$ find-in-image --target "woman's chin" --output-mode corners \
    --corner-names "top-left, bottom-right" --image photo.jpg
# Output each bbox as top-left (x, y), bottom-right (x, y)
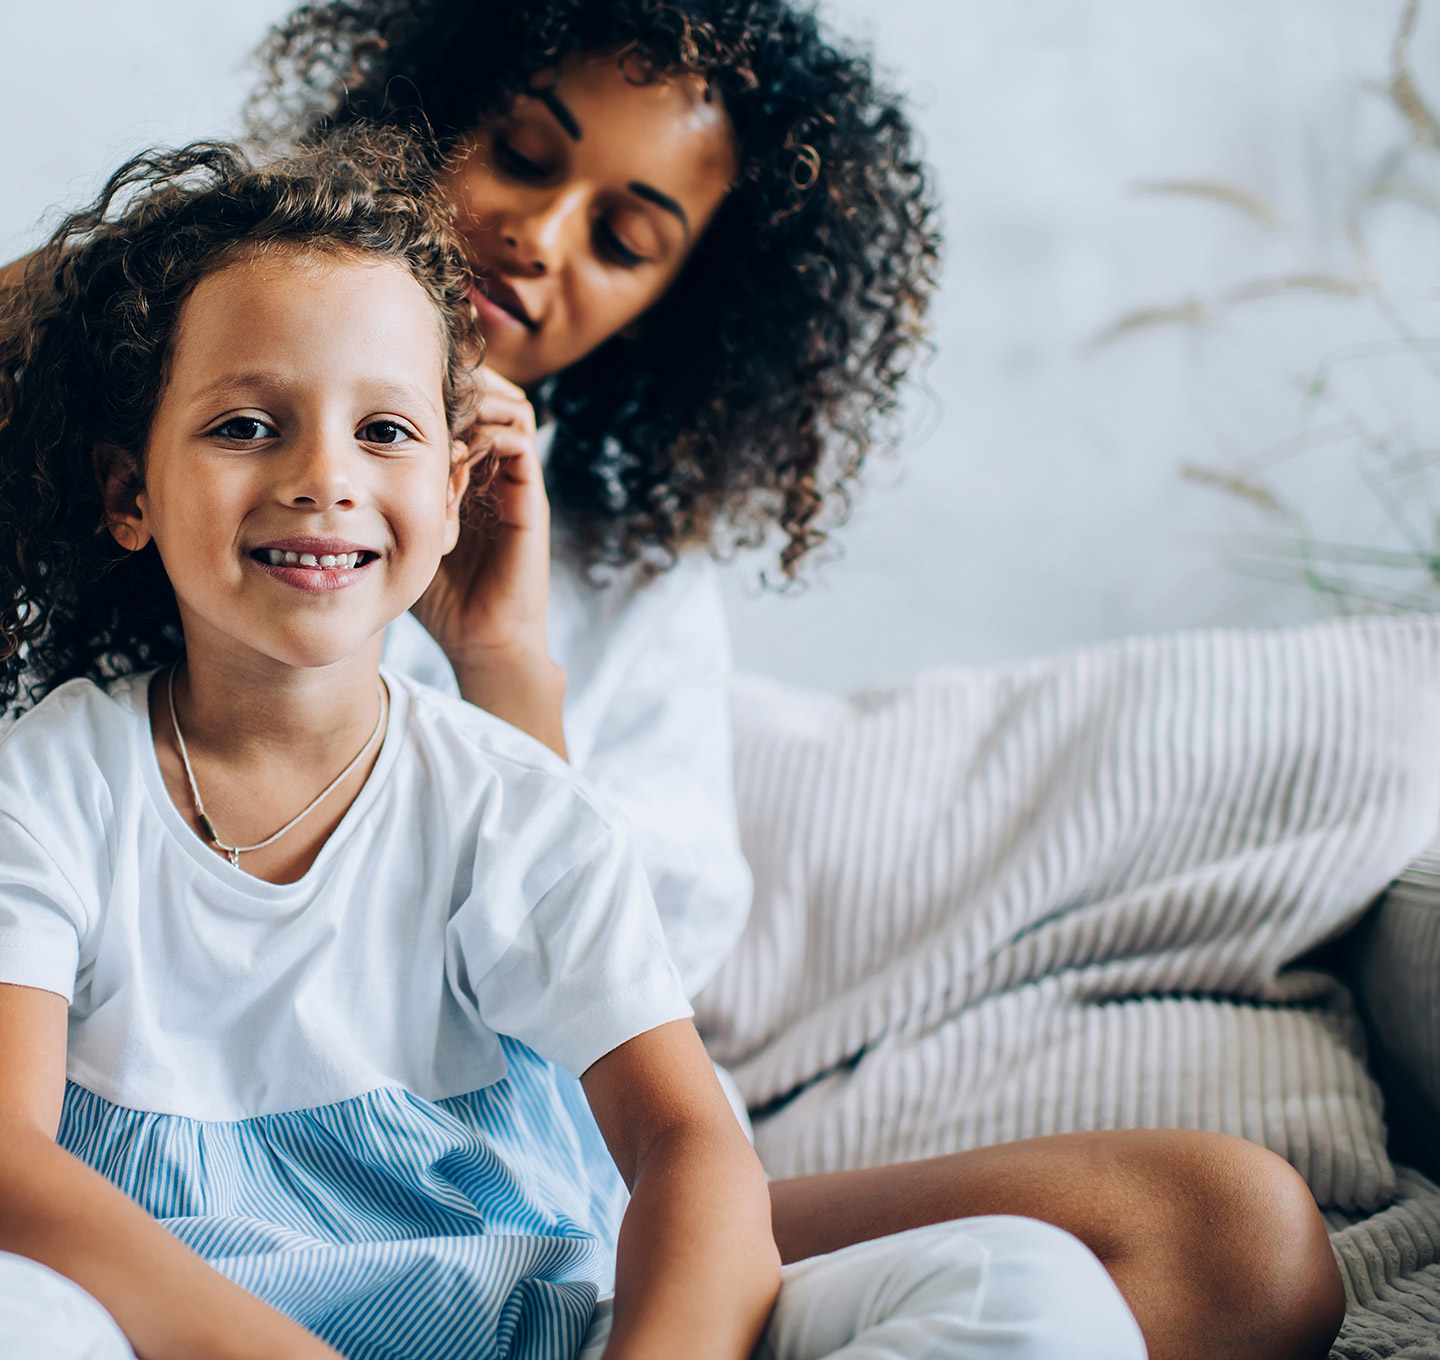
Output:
top-left (477, 342), bottom-right (541, 390)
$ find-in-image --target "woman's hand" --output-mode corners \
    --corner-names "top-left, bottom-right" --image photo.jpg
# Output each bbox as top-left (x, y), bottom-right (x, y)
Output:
top-left (412, 368), bottom-right (569, 758)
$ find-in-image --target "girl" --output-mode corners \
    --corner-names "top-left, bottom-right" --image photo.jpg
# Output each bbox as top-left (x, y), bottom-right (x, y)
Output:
top-left (0, 131), bottom-right (1145, 1359)
top-left (242, 7), bottom-right (1348, 1360)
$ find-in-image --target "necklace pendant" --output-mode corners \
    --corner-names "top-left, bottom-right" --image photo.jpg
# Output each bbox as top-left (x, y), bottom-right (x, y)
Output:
top-left (228, 846), bottom-right (240, 869)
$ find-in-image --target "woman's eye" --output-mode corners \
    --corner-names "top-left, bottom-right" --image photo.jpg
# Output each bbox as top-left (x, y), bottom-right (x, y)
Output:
top-left (211, 416), bottom-right (277, 442)
top-left (597, 221), bottom-right (646, 268)
top-left (494, 137), bottom-right (547, 180)
top-left (359, 420), bottom-right (416, 446)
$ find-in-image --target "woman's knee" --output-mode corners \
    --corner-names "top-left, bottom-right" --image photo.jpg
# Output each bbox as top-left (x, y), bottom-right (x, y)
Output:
top-left (1114, 1132), bottom-right (1345, 1360)
top-left (1202, 1137), bottom-right (1344, 1360)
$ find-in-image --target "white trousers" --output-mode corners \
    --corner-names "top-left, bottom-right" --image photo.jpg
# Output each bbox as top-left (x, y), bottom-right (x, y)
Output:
top-left (0, 1252), bottom-right (133, 1360)
top-left (2, 1215), bottom-right (1147, 1360)
top-left (581, 1217), bottom-right (1148, 1360)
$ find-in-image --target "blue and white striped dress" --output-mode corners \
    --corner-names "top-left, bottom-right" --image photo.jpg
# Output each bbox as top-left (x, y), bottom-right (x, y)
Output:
top-left (0, 672), bottom-right (693, 1360)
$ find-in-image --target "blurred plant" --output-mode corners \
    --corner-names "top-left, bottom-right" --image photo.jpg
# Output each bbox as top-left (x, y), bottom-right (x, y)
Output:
top-left (1087, 0), bottom-right (1440, 616)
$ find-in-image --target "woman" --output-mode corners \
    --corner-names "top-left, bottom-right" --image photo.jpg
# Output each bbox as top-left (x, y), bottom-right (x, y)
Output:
top-left (2, 2), bottom-right (1346, 1357)
top-left (251, 6), bottom-right (1346, 1359)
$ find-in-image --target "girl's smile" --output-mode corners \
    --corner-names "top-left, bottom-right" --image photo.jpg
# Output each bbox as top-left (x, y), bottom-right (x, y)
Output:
top-left (249, 537), bottom-right (381, 592)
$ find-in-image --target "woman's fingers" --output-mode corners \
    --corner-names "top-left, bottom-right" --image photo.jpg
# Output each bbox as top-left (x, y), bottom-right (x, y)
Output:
top-left (467, 368), bottom-right (537, 437)
top-left (470, 394), bottom-right (536, 433)
top-left (467, 427), bottom-right (548, 529)
top-left (476, 366), bottom-right (530, 405)
top-left (471, 427), bottom-right (543, 482)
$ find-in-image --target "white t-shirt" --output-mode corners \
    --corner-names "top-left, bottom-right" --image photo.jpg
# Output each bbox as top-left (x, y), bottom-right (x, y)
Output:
top-left (383, 540), bottom-right (753, 999)
top-left (0, 670), bottom-right (692, 1122)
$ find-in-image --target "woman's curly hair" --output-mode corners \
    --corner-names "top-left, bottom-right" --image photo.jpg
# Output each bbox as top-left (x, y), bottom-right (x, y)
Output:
top-left (0, 128), bottom-right (482, 714)
top-left (251, 0), bottom-right (941, 575)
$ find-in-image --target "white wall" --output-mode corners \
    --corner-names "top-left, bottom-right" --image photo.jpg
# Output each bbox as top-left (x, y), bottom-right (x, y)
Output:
top-left (6, 2), bottom-right (1438, 690)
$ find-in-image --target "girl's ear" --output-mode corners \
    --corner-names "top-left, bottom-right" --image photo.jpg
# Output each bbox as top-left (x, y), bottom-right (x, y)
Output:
top-left (98, 446), bottom-right (152, 553)
top-left (441, 438), bottom-right (473, 555)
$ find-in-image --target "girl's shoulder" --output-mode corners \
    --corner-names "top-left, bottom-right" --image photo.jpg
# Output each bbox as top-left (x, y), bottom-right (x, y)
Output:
top-left (0, 673), bottom-right (151, 811)
top-left (387, 668), bottom-right (571, 776)
top-left (385, 668), bottom-right (621, 834)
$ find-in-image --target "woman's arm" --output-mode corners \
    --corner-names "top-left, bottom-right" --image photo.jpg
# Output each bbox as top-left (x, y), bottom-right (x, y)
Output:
top-left (0, 983), bottom-right (340, 1360)
top-left (0, 255), bottom-right (29, 289)
top-left (411, 369), bottom-right (568, 757)
top-left (581, 1019), bottom-right (780, 1360)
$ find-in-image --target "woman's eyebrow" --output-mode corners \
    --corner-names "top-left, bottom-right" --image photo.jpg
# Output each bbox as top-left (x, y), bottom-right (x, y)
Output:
top-left (628, 183), bottom-right (690, 235)
top-left (533, 88), bottom-right (582, 141)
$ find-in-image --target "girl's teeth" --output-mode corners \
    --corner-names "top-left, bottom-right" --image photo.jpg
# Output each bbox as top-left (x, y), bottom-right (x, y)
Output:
top-left (261, 550), bottom-right (365, 568)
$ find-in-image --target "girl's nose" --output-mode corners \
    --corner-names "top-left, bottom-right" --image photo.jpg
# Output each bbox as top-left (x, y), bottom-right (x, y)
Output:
top-left (279, 433), bottom-right (357, 511)
top-left (502, 185), bottom-right (588, 277)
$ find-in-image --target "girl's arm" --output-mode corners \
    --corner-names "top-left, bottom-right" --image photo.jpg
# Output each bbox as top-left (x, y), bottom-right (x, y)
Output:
top-left (581, 1018), bottom-right (781, 1360)
top-left (411, 368), bottom-right (568, 758)
top-left (0, 983), bottom-right (341, 1360)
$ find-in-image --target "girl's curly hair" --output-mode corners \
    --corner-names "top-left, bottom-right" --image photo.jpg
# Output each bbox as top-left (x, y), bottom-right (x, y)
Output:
top-left (0, 128), bottom-right (482, 714)
top-left (251, 0), bottom-right (941, 576)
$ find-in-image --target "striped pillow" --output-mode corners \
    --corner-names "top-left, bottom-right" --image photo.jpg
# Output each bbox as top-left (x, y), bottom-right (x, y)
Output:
top-left (697, 616), bottom-right (1440, 1211)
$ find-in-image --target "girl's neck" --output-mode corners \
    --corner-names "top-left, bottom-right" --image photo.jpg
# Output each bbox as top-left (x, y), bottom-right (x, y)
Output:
top-left (150, 634), bottom-right (391, 885)
top-left (173, 634), bottom-right (386, 765)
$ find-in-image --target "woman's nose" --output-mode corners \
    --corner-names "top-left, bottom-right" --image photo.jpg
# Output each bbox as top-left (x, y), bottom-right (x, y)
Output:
top-left (279, 432), bottom-right (356, 511)
top-left (502, 185), bottom-right (589, 277)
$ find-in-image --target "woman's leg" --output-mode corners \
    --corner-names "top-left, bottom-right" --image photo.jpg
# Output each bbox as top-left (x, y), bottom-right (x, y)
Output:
top-left (0, 1250), bottom-right (134, 1359)
top-left (767, 1130), bottom-right (1344, 1360)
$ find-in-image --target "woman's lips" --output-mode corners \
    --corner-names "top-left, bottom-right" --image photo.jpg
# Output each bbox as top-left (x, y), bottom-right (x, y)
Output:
top-left (467, 275), bottom-right (537, 333)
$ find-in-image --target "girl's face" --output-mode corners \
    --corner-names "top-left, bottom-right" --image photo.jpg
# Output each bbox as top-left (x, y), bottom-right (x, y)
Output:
top-left (109, 251), bottom-right (469, 674)
top-left (441, 54), bottom-right (739, 388)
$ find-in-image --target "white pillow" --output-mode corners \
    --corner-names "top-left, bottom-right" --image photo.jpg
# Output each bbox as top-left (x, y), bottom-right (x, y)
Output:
top-left (697, 616), bottom-right (1440, 1211)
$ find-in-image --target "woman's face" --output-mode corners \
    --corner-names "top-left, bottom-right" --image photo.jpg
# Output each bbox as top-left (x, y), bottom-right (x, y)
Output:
top-left (440, 54), bottom-right (739, 389)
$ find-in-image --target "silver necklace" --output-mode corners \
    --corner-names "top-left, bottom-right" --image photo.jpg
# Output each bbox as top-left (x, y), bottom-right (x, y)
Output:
top-left (167, 664), bottom-right (389, 869)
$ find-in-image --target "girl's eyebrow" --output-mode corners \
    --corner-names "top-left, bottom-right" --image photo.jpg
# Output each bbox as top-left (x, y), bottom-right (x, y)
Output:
top-left (187, 372), bottom-right (440, 417)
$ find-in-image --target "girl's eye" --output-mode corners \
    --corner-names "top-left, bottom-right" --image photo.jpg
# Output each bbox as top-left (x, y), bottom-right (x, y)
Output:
top-left (359, 420), bottom-right (417, 446)
top-left (211, 416), bottom-right (277, 442)
top-left (493, 137), bottom-right (548, 180)
top-left (597, 221), bottom-right (647, 269)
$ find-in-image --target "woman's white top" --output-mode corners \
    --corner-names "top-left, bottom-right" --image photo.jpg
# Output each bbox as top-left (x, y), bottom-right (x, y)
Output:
top-left (0, 670), bottom-right (692, 1122)
top-left (383, 542), bottom-right (753, 998)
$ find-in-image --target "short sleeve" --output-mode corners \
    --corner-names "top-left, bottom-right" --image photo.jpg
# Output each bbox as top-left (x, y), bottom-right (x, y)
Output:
top-left (449, 815), bottom-right (693, 1078)
top-left (0, 813), bottom-right (86, 1001)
